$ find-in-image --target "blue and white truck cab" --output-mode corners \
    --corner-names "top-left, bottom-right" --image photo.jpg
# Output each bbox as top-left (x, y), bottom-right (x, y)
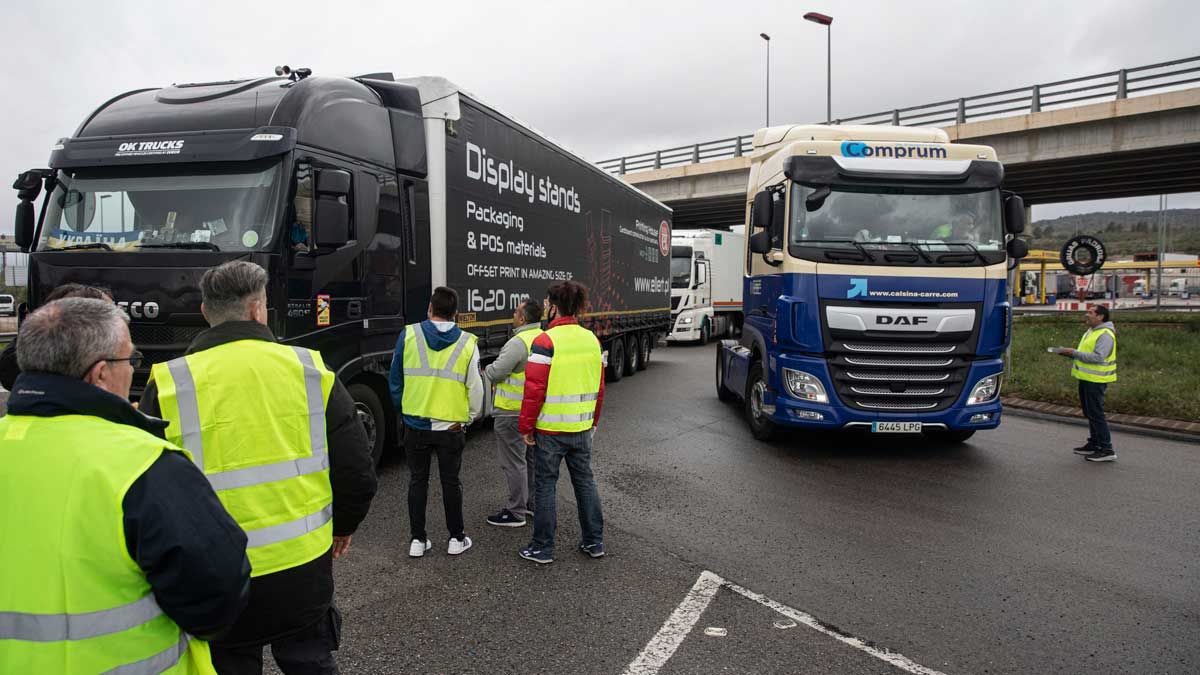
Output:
top-left (715, 125), bottom-right (1028, 442)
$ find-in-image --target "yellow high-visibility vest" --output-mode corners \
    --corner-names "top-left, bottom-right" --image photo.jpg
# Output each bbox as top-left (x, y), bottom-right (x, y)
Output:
top-left (151, 340), bottom-right (335, 577)
top-left (1071, 327), bottom-right (1117, 383)
top-left (493, 327), bottom-right (542, 412)
top-left (536, 323), bottom-right (602, 433)
top-left (0, 413), bottom-right (216, 674)
top-left (401, 323), bottom-right (478, 422)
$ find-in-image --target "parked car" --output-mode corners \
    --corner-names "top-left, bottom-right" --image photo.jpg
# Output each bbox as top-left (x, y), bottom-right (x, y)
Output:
top-left (0, 294), bottom-right (15, 317)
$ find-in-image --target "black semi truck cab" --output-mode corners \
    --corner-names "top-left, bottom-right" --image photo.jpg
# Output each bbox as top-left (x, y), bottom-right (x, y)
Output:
top-left (12, 70), bottom-right (672, 462)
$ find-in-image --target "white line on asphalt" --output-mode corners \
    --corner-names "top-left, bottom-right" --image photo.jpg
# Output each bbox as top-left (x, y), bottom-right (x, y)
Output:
top-left (623, 570), bottom-right (947, 675)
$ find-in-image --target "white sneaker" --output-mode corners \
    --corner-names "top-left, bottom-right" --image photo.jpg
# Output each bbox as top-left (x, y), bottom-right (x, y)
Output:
top-left (448, 536), bottom-right (473, 555)
top-left (408, 539), bottom-right (432, 558)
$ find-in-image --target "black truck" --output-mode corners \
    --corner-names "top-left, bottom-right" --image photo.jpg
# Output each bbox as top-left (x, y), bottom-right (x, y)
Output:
top-left (12, 70), bottom-right (672, 461)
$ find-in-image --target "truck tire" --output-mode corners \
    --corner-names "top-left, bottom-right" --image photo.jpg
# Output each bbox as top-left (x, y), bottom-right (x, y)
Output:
top-left (637, 332), bottom-right (651, 370)
top-left (925, 429), bottom-right (976, 444)
top-left (744, 361), bottom-right (776, 441)
top-left (624, 334), bottom-right (640, 376)
top-left (715, 348), bottom-right (736, 402)
top-left (699, 321), bottom-right (710, 345)
top-left (348, 383), bottom-right (386, 466)
top-left (607, 338), bottom-right (625, 383)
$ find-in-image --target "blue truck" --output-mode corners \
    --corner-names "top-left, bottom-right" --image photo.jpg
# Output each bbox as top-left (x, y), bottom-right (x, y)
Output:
top-left (715, 125), bottom-right (1028, 441)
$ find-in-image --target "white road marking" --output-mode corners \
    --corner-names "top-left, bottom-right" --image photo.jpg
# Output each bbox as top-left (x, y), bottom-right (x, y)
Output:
top-left (703, 627), bottom-right (727, 637)
top-left (623, 570), bottom-right (947, 675)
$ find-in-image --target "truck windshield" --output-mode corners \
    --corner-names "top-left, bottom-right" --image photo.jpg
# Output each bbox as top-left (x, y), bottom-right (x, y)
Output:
top-left (38, 161), bottom-right (283, 252)
top-left (789, 184), bottom-right (1003, 256)
top-left (671, 254), bottom-right (692, 288)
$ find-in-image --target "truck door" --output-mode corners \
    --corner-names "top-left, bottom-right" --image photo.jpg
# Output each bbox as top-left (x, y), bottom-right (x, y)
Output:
top-left (745, 186), bottom-right (786, 336)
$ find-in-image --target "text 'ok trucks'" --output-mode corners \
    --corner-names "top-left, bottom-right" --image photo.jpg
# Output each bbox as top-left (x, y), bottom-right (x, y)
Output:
top-left (668, 228), bottom-right (745, 344)
top-left (12, 70), bottom-right (673, 462)
top-left (715, 125), bottom-right (1028, 442)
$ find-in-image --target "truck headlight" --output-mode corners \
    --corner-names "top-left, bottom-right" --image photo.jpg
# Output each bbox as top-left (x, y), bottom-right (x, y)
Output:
top-left (967, 375), bottom-right (1001, 405)
top-left (782, 368), bottom-right (828, 403)
top-left (679, 316), bottom-right (693, 324)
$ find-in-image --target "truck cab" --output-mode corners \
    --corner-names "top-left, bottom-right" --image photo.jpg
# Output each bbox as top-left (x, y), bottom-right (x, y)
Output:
top-left (668, 229), bottom-right (744, 344)
top-left (715, 125), bottom-right (1027, 442)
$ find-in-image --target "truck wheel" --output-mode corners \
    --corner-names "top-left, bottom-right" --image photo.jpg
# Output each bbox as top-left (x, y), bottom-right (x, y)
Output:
top-left (715, 348), bottom-right (736, 402)
top-left (637, 332), bottom-right (651, 370)
top-left (744, 362), bottom-right (776, 441)
top-left (925, 429), bottom-right (976, 444)
top-left (607, 338), bottom-right (625, 383)
top-left (699, 322), bottom-right (710, 345)
top-left (624, 334), bottom-right (640, 376)
top-left (348, 383), bottom-right (386, 466)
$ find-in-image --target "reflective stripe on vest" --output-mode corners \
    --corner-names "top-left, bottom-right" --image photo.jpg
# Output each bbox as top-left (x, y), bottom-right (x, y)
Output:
top-left (1071, 327), bottom-right (1117, 383)
top-left (536, 323), bottom-right (602, 433)
top-left (493, 328), bottom-right (542, 411)
top-left (151, 341), bottom-right (335, 577)
top-left (0, 414), bottom-right (214, 674)
top-left (401, 323), bottom-right (478, 422)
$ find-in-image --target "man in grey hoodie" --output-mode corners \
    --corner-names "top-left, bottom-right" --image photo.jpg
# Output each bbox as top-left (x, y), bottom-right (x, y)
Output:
top-left (483, 299), bottom-right (544, 527)
top-left (1057, 304), bottom-right (1118, 462)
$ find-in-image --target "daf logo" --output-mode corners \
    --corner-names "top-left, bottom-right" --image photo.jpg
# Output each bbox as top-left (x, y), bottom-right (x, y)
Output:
top-left (117, 301), bottom-right (160, 319)
top-left (876, 315), bottom-right (928, 326)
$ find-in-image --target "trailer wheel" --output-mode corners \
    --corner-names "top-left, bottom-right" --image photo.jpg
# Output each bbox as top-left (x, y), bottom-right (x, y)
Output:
top-left (744, 361), bottom-right (776, 441)
top-left (624, 334), bottom-right (640, 376)
top-left (607, 338), bottom-right (625, 383)
top-left (348, 383), bottom-right (386, 466)
top-left (715, 348), bottom-right (736, 402)
top-left (637, 332), bottom-right (651, 370)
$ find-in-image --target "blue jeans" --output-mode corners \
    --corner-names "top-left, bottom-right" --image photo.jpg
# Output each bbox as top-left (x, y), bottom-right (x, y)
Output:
top-left (1078, 380), bottom-right (1112, 450)
top-left (531, 430), bottom-right (604, 555)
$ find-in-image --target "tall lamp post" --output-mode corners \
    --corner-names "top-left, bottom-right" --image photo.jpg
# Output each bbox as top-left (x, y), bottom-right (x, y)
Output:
top-left (760, 33), bottom-right (771, 127)
top-left (804, 12), bottom-right (833, 123)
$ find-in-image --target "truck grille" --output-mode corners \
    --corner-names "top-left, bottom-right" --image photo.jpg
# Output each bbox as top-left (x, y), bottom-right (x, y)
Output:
top-left (827, 326), bottom-right (974, 413)
top-left (671, 296), bottom-right (682, 311)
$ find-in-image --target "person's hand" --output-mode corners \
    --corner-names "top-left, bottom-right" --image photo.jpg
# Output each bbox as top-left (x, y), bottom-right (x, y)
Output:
top-left (449, 423), bottom-right (464, 432)
top-left (332, 535), bottom-right (352, 560)
top-left (1060, 348), bottom-right (1075, 357)
top-left (522, 433), bottom-right (536, 446)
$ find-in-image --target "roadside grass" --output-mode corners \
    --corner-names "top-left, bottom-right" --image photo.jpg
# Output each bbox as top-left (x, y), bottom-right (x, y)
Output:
top-left (1008, 312), bottom-right (1200, 421)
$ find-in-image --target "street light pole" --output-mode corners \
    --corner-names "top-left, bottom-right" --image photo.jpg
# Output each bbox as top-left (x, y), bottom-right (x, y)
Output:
top-left (760, 33), bottom-right (771, 127)
top-left (804, 12), bottom-right (834, 123)
top-left (1156, 194), bottom-right (1167, 309)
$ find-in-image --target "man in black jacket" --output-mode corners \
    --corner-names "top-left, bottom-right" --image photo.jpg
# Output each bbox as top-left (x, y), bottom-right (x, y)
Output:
top-left (0, 283), bottom-right (112, 391)
top-left (140, 261), bottom-right (377, 674)
top-left (1, 298), bottom-right (250, 670)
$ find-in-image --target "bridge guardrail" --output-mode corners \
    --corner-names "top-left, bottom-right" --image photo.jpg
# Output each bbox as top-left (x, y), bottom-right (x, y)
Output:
top-left (599, 54), bottom-right (1200, 175)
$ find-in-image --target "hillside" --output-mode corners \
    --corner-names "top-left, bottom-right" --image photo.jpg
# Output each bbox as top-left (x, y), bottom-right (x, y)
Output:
top-left (1027, 208), bottom-right (1200, 257)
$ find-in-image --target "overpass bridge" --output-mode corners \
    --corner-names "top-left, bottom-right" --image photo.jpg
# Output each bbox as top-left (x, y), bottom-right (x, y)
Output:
top-left (599, 55), bottom-right (1200, 229)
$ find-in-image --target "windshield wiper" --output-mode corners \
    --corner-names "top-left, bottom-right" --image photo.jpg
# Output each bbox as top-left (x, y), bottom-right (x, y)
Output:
top-left (138, 242), bottom-right (222, 251)
top-left (935, 242), bottom-right (986, 263)
top-left (904, 242), bottom-right (933, 263)
top-left (49, 242), bottom-right (113, 252)
top-left (801, 239), bottom-right (876, 262)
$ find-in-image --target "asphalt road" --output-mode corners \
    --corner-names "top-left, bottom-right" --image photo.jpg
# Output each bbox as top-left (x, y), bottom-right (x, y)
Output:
top-left (309, 342), bottom-right (1199, 674)
top-left (4, 342), bottom-right (1196, 673)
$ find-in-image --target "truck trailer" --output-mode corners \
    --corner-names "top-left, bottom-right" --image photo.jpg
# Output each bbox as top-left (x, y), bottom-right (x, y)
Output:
top-left (668, 228), bottom-right (744, 343)
top-left (715, 125), bottom-right (1028, 442)
top-left (12, 70), bottom-right (672, 462)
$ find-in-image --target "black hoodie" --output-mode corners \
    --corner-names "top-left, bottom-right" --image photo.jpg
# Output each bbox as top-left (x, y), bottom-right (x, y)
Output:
top-left (139, 320), bottom-right (378, 647)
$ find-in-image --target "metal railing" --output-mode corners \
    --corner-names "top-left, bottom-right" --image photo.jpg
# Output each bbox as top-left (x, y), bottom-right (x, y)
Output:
top-left (598, 55), bottom-right (1200, 175)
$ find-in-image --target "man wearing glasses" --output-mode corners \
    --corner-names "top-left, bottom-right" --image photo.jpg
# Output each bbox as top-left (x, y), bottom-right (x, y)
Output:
top-left (0, 298), bottom-right (250, 673)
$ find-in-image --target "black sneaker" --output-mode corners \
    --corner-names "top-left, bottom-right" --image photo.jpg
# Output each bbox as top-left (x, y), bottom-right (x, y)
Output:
top-left (1073, 444), bottom-right (1097, 455)
top-left (487, 510), bottom-right (526, 528)
top-left (579, 542), bottom-right (606, 558)
top-left (1084, 449), bottom-right (1117, 462)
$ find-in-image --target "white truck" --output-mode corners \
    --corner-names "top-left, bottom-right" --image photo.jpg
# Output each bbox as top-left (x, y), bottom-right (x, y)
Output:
top-left (668, 228), bottom-right (744, 343)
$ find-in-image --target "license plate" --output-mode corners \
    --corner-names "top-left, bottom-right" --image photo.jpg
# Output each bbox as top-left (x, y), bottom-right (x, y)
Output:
top-left (872, 422), bottom-right (922, 433)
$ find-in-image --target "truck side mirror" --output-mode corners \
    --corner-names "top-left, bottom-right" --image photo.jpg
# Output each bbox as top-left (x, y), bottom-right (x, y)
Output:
top-left (1007, 238), bottom-right (1029, 260)
top-left (14, 201), bottom-right (35, 251)
top-left (694, 261), bottom-right (708, 288)
top-left (751, 191), bottom-right (772, 229)
top-left (313, 168), bottom-right (352, 250)
top-left (749, 230), bottom-right (772, 254)
top-left (1003, 193), bottom-right (1026, 235)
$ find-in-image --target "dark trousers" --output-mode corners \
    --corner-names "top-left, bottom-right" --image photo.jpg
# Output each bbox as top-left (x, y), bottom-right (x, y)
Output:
top-left (211, 606), bottom-right (341, 675)
top-left (1078, 380), bottom-right (1112, 450)
top-left (531, 430), bottom-right (604, 555)
top-left (406, 427), bottom-right (466, 541)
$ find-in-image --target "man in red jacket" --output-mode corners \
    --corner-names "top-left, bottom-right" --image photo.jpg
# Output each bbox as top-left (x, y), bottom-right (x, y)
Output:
top-left (518, 281), bottom-right (606, 565)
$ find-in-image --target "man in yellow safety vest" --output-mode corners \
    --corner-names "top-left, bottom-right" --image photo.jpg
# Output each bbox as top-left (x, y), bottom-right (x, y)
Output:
top-left (1056, 304), bottom-right (1118, 462)
top-left (517, 280), bottom-right (606, 565)
top-left (0, 298), bottom-right (250, 674)
top-left (484, 299), bottom-right (544, 527)
top-left (140, 261), bottom-right (378, 674)
top-left (388, 286), bottom-right (484, 558)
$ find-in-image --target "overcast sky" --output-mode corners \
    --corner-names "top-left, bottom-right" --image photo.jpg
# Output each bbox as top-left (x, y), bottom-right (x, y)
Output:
top-left (1, 0), bottom-right (1197, 231)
